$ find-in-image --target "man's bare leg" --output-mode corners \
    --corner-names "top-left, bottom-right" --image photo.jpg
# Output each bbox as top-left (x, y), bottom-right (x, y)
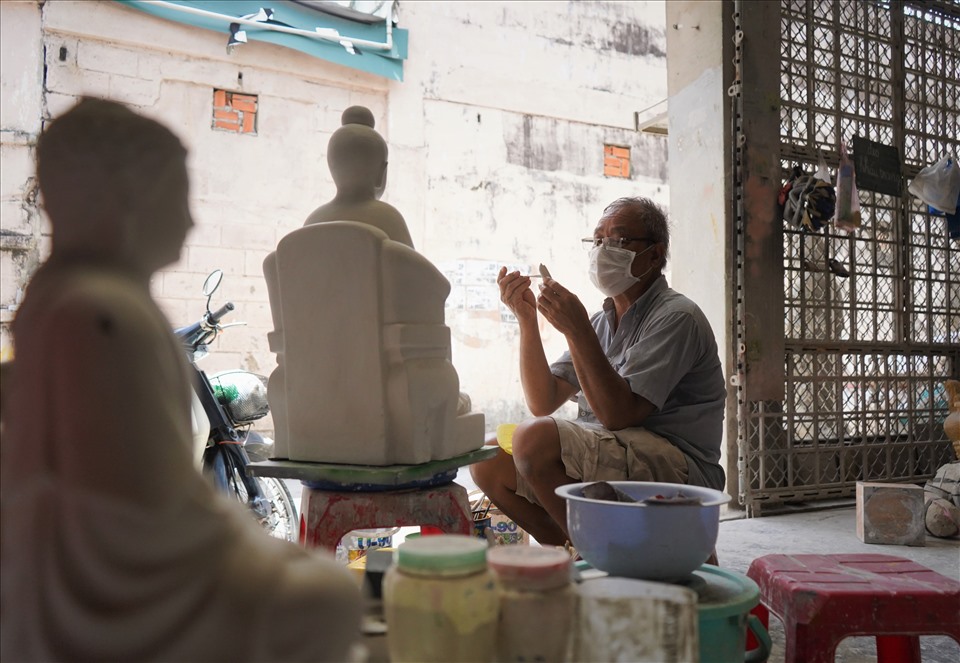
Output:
top-left (469, 443), bottom-right (567, 545)
top-left (510, 417), bottom-right (577, 546)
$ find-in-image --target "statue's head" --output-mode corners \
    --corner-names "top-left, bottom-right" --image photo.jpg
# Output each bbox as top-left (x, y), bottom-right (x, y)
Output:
top-left (327, 105), bottom-right (388, 199)
top-left (36, 97), bottom-right (193, 273)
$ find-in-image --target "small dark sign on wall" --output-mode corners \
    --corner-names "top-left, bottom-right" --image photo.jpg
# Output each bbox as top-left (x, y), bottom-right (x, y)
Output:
top-left (852, 136), bottom-right (902, 196)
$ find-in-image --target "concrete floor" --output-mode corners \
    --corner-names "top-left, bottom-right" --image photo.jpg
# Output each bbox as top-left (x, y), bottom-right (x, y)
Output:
top-left (715, 503), bottom-right (960, 663)
top-left (289, 475), bottom-right (960, 662)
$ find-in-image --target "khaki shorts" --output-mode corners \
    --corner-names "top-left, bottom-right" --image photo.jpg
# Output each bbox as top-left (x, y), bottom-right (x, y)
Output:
top-left (516, 418), bottom-right (690, 505)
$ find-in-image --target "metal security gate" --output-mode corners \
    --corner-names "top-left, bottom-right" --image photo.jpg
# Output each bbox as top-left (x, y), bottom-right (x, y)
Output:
top-left (733, 0), bottom-right (959, 514)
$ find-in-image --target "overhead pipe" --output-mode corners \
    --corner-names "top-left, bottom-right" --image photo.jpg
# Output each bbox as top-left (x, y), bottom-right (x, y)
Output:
top-left (142, 0), bottom-right (394, 52)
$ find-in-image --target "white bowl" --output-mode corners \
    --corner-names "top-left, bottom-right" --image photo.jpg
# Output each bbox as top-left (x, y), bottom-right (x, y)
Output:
top-left (555, 481), bottom-right (731, 582)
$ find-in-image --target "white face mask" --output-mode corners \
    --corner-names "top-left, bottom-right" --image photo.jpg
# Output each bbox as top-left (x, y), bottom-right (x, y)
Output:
top-left (588, 243), bottom-right (655, 297)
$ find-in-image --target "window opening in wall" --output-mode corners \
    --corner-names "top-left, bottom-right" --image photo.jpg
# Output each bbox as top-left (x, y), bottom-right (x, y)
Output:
top-left (604, 144), bottom-right (631, 178)
top-left (212, 89), bottom-right (258, 135)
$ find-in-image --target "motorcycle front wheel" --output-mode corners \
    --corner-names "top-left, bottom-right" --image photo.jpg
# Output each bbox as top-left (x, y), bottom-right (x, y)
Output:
top-left (206, 445), bottom-right (299, 543)
top-left (254, 476), bottom-right (299, 543)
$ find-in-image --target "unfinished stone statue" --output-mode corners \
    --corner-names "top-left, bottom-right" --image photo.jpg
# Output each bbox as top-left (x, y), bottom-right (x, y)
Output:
top-left (305, 104), bottom-right (414, 247)
top-left (263, 106), bottom-right (484, 465)
top-left (0, 98), bottom-right (361, 662)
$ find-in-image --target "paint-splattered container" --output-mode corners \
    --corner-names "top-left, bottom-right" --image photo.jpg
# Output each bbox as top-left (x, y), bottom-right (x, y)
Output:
top-left (383, 535), bottom-right (498, 662)
top-left (487, 545), bottom-right (575, 662)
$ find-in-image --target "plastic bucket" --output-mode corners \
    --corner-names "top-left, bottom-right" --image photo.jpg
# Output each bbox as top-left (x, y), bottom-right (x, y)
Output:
top-left (573, 562), bottom-right (771, 663)
top-left (693, 566), bottom-right (771, 663)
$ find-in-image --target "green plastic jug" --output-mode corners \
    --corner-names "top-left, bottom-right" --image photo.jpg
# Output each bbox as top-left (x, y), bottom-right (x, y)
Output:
top-left (687, 565), bottom-right (771, 663)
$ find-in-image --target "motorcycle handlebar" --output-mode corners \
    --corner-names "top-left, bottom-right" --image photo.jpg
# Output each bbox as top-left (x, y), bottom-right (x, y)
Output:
top-left (207, 302), bottom-right (235, 326)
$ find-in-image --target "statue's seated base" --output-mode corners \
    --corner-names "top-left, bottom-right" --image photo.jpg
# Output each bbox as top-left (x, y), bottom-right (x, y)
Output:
top-left (264, 221), bottom-right (485, 466)
top-left (247, 445), bottom-right (495, 490)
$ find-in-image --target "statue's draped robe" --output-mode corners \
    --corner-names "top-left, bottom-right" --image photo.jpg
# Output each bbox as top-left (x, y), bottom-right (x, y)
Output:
top-left (1, 261), bottom-right (360, 662)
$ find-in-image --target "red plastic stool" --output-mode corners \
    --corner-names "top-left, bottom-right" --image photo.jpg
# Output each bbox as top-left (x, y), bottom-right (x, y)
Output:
top-left (299, 482), bottom-right (473, 550)
top-left (746, 554), bottom-right (960, 663)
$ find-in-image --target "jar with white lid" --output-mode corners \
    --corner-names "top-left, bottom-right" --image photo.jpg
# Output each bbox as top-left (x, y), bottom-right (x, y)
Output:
top-left (487, 545), bottom-right (575, 663)
top-left (383, 534), bottom-right (498, 663)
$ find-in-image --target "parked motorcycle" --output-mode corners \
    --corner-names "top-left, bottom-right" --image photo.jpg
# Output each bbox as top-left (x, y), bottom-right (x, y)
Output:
top-left (175, 269), bottom-right (297, 542)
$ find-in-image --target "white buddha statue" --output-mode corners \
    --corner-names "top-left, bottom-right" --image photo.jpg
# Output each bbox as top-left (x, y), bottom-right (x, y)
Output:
top-left (263, 106), bottom-right (483, 465)
top-left (0, 98), bottom-right (362, 662)
top-left (305, 104), bottom-right (414, 246)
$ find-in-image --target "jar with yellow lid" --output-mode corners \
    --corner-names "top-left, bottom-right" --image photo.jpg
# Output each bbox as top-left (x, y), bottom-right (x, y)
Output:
top-left (383, 534), bottom-right (498, 662)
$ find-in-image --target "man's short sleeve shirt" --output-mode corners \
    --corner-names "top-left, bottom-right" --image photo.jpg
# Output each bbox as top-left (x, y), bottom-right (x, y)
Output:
top-left (549, 277), bottom-right (727, 489)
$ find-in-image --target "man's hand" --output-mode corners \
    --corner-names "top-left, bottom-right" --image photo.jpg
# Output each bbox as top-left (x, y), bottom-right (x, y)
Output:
top-left (536, 277), bottom-right (592, 340)
top-left (497, 267), bottom-right (537, 322)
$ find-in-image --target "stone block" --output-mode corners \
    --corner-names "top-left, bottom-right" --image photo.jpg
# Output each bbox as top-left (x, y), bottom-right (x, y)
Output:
top-left (0, 143), bottom-right (36, 201)
top-left (45, 92), bottom-right (81, 122)
top-left (0, 199), bottom-right (34, 238)
top-left (108, 73), bottom-right (160, 107)
top-left (0, 1), bottom-right (44, 133)
top-left (856, 481), bottom-right (926, 546)
top-left (44, 59), bottom-right (110, 99)
top-left (227, 223), bottom-right (277, 252)
top-left (187, 245), bottom-right (246, 276)
top-left (77, 41), bottom-right (140, 77)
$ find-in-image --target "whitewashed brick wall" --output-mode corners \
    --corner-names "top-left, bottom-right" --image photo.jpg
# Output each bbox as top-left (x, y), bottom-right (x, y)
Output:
top-left (1, 0), bottom-right (669, 433)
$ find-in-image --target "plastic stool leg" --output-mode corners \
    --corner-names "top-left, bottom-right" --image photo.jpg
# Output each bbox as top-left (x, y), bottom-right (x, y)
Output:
top-left (785, 623), bottom-right (838, 663)
top-left (876, 635), bottom-right (920, 663)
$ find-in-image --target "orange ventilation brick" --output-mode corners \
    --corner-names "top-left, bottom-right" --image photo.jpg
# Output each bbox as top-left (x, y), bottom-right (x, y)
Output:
top-left (231, 94), bottom-right (258, 113)
top-left (603, 144), bottom-right (630, 178)
top-left (212, 88), bottom-right (258, 135)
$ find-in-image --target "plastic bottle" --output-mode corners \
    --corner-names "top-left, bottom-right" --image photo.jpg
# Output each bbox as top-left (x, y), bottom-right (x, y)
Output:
top-left (336, 527), bottom-right (399, 563)
top-left (487, 545), bottom-right (575, 662)
top-left (835, 160), bottom-right (854, 219)
top-left (383, 535), bottom-right (498, 662)
top-left (834, 141), bottom-right (861, 231)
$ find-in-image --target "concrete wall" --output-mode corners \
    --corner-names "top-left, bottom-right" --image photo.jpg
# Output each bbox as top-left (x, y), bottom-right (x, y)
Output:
top-left (665, 1), bottom-right (736, 492)
top-left (0, 0), bottom-right (669, 433)
top-left (0, 0), bottom-right (45, 364)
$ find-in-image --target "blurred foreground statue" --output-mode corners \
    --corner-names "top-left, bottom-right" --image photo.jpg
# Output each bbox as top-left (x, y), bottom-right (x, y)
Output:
top-left (263, 106), bottom-right (483, 465)
top-left (0, 98), bottom-right (361, 662)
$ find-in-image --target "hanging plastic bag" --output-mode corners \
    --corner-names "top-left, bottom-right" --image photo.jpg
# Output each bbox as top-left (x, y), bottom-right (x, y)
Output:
top-left (834, 141), bottom-right (861, 231)
top-left (814, 152), bottom-right (831, 184)
top-left (944, 190), bottom-right (960, 239)
top-left (908, 155), bottom-right (960, 214)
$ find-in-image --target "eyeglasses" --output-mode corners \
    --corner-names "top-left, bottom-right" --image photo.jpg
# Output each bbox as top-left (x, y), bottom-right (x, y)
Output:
top-left (581, 236), bottom-right (654, 250)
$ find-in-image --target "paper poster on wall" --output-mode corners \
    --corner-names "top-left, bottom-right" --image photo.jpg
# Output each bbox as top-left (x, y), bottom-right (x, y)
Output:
top-left (437, 261), bottom-right (464, 286)
top-left (445, 285), bottom-right (466, 310)
top-left (439, 259), bottom-right (532, 316)
top-left (499, 305), bottom-right (518, 324)
top-left (466, 286), bottom-right (499, 311)
top-left (853, 136), bottom-right (902, 197)
top-left (463, 260), bottom-right (501, 285)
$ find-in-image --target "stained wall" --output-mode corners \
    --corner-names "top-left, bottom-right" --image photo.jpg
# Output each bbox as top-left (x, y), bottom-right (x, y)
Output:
top-left (0, 0), bottom-right (670, 432)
